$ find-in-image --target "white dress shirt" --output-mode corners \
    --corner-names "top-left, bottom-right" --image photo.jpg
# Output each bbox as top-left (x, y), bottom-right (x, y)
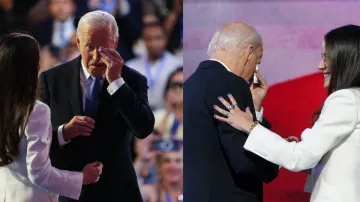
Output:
top-left (57, 61), bottom-right (125, 146)
top-left (0, 101), bottom-right (83, 202)
top-left (52, 17), bottom-right (75, 48)
top-left (208, 59), bottom-right (264, 121)
top-left (244, 89), bottom-right (360, 202)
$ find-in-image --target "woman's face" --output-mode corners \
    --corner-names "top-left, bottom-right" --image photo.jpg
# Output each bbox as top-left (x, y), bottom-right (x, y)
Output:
top-left (159, 152), bottom-right (183, 184)
top-left (318, 41), bottom-right (331, 89)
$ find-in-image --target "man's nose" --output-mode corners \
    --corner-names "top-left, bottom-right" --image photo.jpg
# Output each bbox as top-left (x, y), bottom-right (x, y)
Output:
top-left (93, 48), bottom-right (101, 63)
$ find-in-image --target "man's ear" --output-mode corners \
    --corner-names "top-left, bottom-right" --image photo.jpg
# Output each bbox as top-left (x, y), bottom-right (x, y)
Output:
top-left (243, 45), bottom-right (253, 66)
top-left (113, 35), bottom-right (119, 50)
top-left (76, 33), bottom-right (81, 50)
top-left (245, 45), bottom-right (254, 62)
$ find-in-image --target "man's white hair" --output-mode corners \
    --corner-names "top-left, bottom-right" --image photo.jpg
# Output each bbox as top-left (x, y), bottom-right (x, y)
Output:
top-left (77, 10), bottom-right (119, 42)
top-left (207, 24), bottom-right (263, 56)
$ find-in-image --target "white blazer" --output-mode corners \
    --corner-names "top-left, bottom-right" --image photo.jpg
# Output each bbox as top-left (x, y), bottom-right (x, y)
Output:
top-left (0, 100), bottom-right (83, 202)
top-left (244, 89), bottom-right (360, 202)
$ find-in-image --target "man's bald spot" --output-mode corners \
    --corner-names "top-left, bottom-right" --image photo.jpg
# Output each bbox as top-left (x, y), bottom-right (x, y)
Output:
top-left (207, 22), bottom-right (262, 57)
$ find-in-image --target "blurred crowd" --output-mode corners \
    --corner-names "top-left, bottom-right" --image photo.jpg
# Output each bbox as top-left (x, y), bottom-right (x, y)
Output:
top-left (0, 0), bottom-right (183, 201)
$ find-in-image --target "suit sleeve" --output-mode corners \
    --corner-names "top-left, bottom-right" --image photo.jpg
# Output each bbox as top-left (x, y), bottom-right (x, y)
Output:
top-left (26, 101), bottom-right (83, 199)
top-left (109, 73), bottom-right (155, 139)
top-left (260, 118), bottom-right (271, 129)
top-left (209, 81), bottom-right (278, 183)
top-left (255, 108), bottom-right (272, 129)
top-left (244, 89), bottom-right (358, 171)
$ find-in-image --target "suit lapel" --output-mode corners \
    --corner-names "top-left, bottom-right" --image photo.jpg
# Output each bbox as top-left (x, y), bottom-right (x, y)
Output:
top-left (67, 57), bottom-right (83, 115)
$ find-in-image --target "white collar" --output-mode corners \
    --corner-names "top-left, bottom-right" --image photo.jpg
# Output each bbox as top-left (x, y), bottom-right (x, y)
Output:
top-left (208, 59), bottom-right (231, 72)
top-left (80, 60), bottom-right (105, 80)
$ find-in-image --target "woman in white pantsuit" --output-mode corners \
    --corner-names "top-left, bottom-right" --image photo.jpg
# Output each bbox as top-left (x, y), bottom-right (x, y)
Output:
top-left (0, 33), bottom-right (103, 202)
top-left (214, 25), bottom-right (360, 202)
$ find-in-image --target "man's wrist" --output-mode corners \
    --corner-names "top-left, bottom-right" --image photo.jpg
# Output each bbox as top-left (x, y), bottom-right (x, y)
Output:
top-left (254, 103), bottom-right (262, 112)
top-left (107, 75), bottom-right (121, 84)
top-left (63, 123), bottom-right (71, 142)
top-left (107, 78), bottom-right (115, 84)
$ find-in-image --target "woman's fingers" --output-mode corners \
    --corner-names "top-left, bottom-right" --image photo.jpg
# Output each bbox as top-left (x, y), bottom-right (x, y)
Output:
top-left (227, 93), bottom-right (238, 106)
top-left (245, 107), bottom-right (254, 119)
top-left (214, 114), bottom-right (230, 123)
top-left (218, 96), bottom-right (233, 111)
top-left (213, 105), bottom-right (229, 117)
top-left (245, 107), bottom-right (251, 115)
top-left (227, 93), bottom-right (242, 112)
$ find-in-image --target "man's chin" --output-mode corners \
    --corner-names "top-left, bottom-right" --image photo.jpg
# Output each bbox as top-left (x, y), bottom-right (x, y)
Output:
top-left (89, 66), bottom-right (106, 76)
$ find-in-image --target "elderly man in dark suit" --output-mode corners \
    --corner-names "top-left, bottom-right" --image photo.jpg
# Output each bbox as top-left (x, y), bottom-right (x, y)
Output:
top-left (39, 10), bottom-right (154, 202)
top-left (184, 22), bottom-right (279, 202)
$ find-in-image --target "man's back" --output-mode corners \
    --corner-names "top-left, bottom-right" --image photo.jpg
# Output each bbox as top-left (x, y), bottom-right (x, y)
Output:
top-left (184, 60), bottom-right (278, 202)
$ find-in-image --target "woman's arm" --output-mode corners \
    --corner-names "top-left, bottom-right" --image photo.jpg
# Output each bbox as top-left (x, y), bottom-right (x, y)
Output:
top-left (25, 101), bottom-right (83, 199)
top-left (244, 89), bottom-right (358, 171)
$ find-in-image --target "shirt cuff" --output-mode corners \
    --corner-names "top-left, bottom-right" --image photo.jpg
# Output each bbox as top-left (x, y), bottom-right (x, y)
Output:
top-left (58, 124), bottom-right (70, 147)
top-left (107, 77), bottom-right (125, 95)
top-left (255, 107), bottom-right (264, 122)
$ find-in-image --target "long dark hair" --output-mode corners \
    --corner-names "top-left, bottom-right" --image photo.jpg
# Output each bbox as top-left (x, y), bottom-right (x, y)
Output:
top-left (0, 33), bottom-right (40, 166)
top-left (312, 24), bottom-right (360, 124)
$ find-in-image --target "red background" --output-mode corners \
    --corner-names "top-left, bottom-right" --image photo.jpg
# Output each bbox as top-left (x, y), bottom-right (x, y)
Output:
top-left (262, 73), bottom-right (327, 202)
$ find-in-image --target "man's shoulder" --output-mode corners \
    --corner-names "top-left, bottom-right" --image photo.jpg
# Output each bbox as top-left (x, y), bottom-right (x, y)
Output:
top-left (41, 57), bottom-right (79, 78)
top-left (188, 60), bottom-right (248, 87)
top-left (186, 61), bottom-right (251, 106)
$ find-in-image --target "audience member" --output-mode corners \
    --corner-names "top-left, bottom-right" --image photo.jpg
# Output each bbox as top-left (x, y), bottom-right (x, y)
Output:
top-left (32, 0), bottom-right (76, 49)
top-left (153, 67), bottom-right (183, 139)
top-left (141, 149), bottom-right (183, 202)
top-left (126, 22), bottom-right (182, 110)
